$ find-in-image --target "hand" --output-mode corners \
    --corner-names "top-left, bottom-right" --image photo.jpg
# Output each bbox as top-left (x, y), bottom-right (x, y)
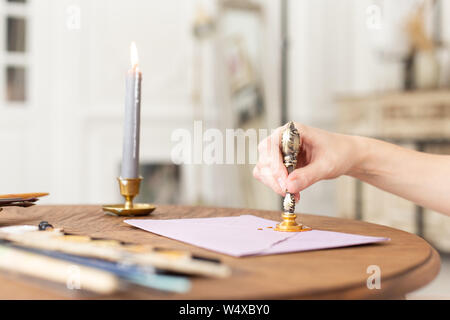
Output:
top-left (253, 122), bottom-right (363, 202)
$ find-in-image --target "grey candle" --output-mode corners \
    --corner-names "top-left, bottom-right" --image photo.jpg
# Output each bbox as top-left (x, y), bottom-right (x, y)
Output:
top-left (121, 42), bottom-right (142, 179)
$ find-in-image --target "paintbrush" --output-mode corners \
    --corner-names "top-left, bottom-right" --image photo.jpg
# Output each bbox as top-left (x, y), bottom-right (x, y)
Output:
top-left (0, 198), bottom-right (38, 204)
top-left (0, 244), bottom-right (120, 295)
top-left (0, 201), bottom-right (37, 208)
top-left (0, 225), bottom-right (231, 278)
top-left (0, 240), bottom-right (191, 293)
top-left (0, 193), bottom-right (48, 212)
top-left (0, 193), bottom-right (49, 199)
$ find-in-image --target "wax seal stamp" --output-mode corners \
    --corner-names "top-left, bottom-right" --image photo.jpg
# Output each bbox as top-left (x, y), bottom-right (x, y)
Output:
top-left (275, 122), bottom-right (312, 232)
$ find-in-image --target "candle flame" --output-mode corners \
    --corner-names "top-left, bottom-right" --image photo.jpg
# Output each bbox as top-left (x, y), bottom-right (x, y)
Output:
top-left (130, 42), bottom-right (139, 69)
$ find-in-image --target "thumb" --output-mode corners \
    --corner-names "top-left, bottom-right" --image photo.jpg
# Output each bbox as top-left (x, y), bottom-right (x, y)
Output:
top-left (286, 162), bottom-right (324, 194)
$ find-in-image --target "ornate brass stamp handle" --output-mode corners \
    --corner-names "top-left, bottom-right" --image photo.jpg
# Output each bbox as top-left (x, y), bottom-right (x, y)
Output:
top-left (281, 121), bottom-right (301, 215)
top-left (275, 122), bottom-right (311, 232)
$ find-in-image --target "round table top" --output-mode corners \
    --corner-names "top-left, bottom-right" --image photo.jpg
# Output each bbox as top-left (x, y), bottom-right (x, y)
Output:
top-left (0, 205), bottom-right (440, 299)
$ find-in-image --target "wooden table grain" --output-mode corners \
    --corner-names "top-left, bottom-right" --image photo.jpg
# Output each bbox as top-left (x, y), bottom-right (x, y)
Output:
top-left (0, 205), bottom-right (440, 299)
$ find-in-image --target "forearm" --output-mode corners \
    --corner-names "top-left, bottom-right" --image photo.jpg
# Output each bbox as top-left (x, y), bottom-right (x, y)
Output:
top-left (347, 136), bottom-right (450, 216)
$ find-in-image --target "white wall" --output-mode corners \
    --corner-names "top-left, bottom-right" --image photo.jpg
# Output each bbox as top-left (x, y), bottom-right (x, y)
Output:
top-left (288, 0), bottom-right (450, 217)
top-left (3, 0), bottom-right (447, 212)
top-left (288, 0), bottom-right (353, 216)
top-left (288, 0), bottom-right (391, 217)
top-left (0, 0), bottom-right (197, 205)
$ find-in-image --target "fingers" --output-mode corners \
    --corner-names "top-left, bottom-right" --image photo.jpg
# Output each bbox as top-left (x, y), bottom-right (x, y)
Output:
top-left (253, 165), bottom-right (285, 196)
top-left (267, 127), bottom-right (288, 186)
top-left (268, 127), bottom-right (286, 174)
top-left (254, 127), bottom-right (288, 196)
top-left (286, 161), bottom-right (325, 194)
top-left (254, 122), bottom-right (330, 201)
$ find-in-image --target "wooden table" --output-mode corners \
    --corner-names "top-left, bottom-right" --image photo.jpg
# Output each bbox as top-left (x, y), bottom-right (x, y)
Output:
top-left (0, 205), bottom-right (440, 299)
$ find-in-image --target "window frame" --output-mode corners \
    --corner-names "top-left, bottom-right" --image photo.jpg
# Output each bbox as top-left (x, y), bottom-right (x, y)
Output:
top-left (0, 0), bottom-right (30, 107)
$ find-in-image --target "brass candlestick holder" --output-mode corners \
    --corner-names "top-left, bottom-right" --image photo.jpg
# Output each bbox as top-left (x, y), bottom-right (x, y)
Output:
top-left (274, 122), bottom-right (312, 232)
top-left (102, 177), bottom-right (156, 217)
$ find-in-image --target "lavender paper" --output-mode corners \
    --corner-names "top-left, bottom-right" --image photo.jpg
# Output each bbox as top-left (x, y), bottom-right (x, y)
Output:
top-left (125, 215), bottom-right (389, 257)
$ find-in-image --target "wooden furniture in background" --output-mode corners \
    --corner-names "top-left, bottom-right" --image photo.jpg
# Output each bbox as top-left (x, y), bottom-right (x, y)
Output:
top-left (337, 90), bottom-right (450, 252)
top-left (0, 205), bottom-right (440, 299)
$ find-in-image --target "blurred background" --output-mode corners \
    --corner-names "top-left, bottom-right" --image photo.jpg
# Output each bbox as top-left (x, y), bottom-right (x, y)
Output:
top-left (0, 0), bottom-right (449, 298)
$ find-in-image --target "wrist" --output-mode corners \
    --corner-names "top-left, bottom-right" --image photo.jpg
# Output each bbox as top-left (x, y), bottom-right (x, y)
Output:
top-left (346, 135), bottom-right (372, 179)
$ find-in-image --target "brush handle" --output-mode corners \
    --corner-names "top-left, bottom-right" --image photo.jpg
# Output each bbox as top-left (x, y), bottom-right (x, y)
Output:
top-left (0, 245), bottom-right (120, 295)
top-left (0, 193), bottom-right (49, 199)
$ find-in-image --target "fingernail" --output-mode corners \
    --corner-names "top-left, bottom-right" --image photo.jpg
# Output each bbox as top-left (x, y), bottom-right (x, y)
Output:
top-left (278, 177), bottom-right (286, 191)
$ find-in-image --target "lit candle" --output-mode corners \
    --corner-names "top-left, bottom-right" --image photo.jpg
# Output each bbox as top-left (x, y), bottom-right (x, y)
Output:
top-left (121, 42), bottom-right (142, 179)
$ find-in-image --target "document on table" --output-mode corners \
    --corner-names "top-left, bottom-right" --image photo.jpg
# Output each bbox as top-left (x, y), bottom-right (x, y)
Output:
top-left (125, 215), bottom-right (389, 257)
